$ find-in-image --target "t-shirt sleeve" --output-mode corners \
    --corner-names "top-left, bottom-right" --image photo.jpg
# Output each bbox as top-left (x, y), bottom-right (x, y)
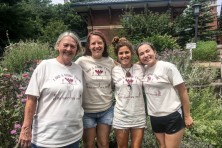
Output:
top-left (74, 56), bottom-right (81, 64)
top-left (109, 57), bottom-right (116, 68)
top-left (25, 61), bottom-right (46, 97)
top-left (167, 63), bottom-right (184, 86)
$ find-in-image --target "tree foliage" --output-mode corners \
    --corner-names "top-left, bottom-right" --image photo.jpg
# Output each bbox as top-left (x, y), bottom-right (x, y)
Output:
top-left (119, 9), bottom-right (174, 42)
top-left (118, 0), bottom-right (217, 48)
top-left (0, 0), bottom-right (87, 54)
top-left (174, 0), bottom-right (217, 46)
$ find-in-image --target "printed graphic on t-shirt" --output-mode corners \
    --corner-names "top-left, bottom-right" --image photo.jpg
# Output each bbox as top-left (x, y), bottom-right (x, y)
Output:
top-left (52, 73), bottom-right (82, 100)
top-left (144, 74), bottom-right (161, 97)
top-left (85, 65), bottom-right (111, 89)
top-left (117, 77), bottom-right (141, 99)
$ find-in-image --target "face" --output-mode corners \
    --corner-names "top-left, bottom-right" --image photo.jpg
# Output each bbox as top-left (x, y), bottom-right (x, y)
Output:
top-left (56, 36), bottom-right (78, 66)
top-left (89, 35), bottom-right (105, 59)
top-left (118, 46), bottom-right (132, 68)
top-left (137, 44), bottom-right (157, 67)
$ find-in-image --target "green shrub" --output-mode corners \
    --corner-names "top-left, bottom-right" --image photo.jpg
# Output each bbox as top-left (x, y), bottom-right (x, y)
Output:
top-left (134, 34), bottom-right (180, 52)
top-left (159, 49), bottom-right (218, 86)
top-left (1, 41), bottom-right (56, 73)
top-left (192, 41), bottom-right (218, 62)
top-left (39, 20), bottom-right (69, 47)
top-left (119, 9), bottom-right (174, 42)
top-left (186, 88), bottom-right (222, 146)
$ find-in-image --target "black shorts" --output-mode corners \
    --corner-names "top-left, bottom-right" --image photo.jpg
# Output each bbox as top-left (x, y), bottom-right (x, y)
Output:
top-left (150, 109), bottom-right (185, 134)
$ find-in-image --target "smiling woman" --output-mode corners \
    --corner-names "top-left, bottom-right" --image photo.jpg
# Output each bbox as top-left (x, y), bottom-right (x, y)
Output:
top-left (18, 31), bottom-right (84, 148)
top-left (75, 30), bottom-right (116, 148)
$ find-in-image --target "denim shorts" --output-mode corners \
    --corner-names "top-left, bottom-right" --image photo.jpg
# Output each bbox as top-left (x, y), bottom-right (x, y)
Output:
top-left (31, 140), bottom-right (80, 148)
top-left (83, 106), bottom-right (114, 129)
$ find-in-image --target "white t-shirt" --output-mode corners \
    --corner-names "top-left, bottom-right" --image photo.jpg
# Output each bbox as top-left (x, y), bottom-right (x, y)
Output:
top-left (112, 64), bottom-right (146, 128)
top-left (25, 58), bottom-right (84, 147)
top-left (75, 56), bottom-right (115, 113)
top-left (142, 61), bottom-right (184, 116)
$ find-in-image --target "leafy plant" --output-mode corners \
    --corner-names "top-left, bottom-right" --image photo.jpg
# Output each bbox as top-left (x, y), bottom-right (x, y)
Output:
top-left (119, 9), bottom-right (174, 42)
top-left (1, 41), bottom-right (56, 73)
top-left (0, 60), bottom-right (37, 147)
top-left (159, 49), bottom-right (218, 86)
top-left (192, 41), bottom-right (218, 62)
top-left (39, 20), bottom-right (69, 47)
top-left (140, 34), bottom-right (180, 52)
top-left (186, 88), bottom-right (222, 146)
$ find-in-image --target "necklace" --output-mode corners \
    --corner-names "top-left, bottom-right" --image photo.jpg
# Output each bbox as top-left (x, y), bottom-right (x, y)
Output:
top-left (122, 64), bottom-right (133, 77)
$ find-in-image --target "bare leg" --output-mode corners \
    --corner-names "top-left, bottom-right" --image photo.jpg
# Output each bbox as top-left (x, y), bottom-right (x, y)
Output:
top-left (154, 128), bottom-right (185, 148)
top-left (154, 133), bottom-right (166, 148)
top-left (96, 124), bottom-right (111, 148)
top-left (130, 128), bottom-right (144, 148)
top-left (83, 128), bottom-right (96, 148)
top-left (165, 128), bottom-right (184, 148)
top-left (115, 128), bottom-right (129, 148)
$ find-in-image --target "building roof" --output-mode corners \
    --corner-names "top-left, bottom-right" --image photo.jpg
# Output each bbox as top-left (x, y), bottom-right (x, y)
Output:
top-left (72, 0), bottom-right (190, 12)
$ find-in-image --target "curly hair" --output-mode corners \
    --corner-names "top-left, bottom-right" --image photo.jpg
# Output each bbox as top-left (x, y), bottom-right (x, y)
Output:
top-left (112, 36), bottom-right (133, 56)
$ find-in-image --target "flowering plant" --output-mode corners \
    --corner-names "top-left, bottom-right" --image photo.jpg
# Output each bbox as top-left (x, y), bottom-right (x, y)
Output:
top-left (0, 60), bottom-right (38, 147)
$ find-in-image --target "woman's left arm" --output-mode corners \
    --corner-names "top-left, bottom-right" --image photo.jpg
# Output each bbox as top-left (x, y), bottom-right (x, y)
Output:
top-left (175, 83), bottom-right (193, 128)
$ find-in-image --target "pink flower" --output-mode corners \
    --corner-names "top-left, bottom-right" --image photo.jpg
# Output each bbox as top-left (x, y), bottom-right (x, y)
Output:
top-left (16, 94), bottom-right (23, 98)
top-left (2, 74), bottom-right (11, 78)
top-left (22, 73), bottom-right (29, 77)
top-left (34, 60), bottom-right (42, 65)
top-left (29, 67), bottom-right (34, 71)
top-left (19, 86), bottom-right (25, 91)
top-left (10, 130), bottom-right (17, 135)
top-left (14, 123), bottom-right (21, 129)
top-left (22, 98), bottom-right (27, 103)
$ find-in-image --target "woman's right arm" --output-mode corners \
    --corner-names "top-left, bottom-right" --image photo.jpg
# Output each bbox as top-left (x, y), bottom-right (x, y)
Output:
top-left (18, 95), bottom-right (37, 148)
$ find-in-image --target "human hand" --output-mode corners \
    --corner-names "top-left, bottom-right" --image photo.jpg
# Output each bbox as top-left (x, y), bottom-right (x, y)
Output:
top-left (184, 115), bottom-right (194, 128)
top-left (18, 126), bottom-right (32, 148)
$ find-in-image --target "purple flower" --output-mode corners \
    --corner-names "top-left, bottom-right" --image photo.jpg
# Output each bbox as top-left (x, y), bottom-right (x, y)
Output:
top-left (2, 74), bottom-right (11, 78)
top-left (14, 123), bottom-right (21, 129)
top-left (29, 67), bottom-right (34, 71)
top-left (10, 130), bottom-right (17, 135)
top-left (21, 98), bottom-right (27, 103)
top-left (22, 73), bottom-right (29, 78)
top-left (16, 94), bottom-right (23, 98)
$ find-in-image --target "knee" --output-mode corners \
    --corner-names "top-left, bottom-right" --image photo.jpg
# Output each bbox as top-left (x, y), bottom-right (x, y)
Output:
top-left (97, 142), bottom-right (109, 148)
top-left (131, 142), bottom-right (142, 148)
top-left (83, 138), bottom-right (96, 148)
top-left (159, 144), bottom-right (166, 148)
top-left (96, 138), bottom-right (109, 148)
